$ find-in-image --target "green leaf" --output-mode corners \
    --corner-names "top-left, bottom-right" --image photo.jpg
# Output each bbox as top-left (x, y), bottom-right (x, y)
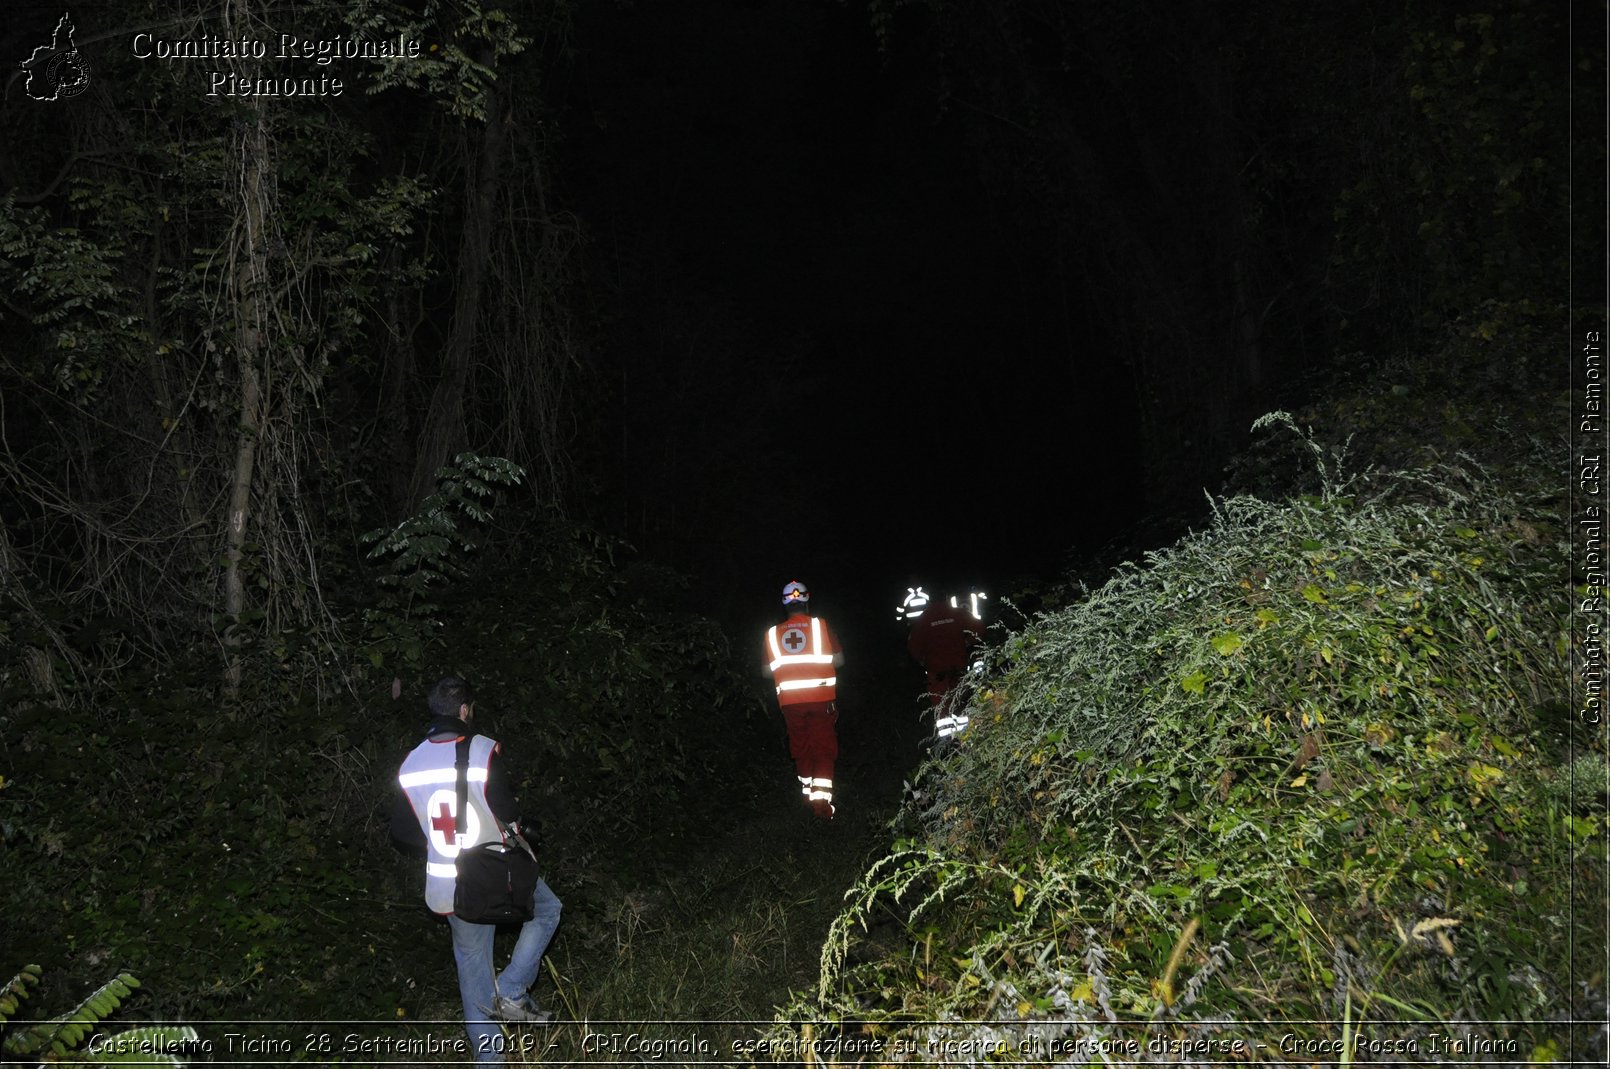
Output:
top-left (1301, 584), bottom-right (1328, 604)
top-left (1180, 672), bottom-right (1208, 695)
top-left (1563, 814), bottom-right (1598, 843)
top-left (1211, 632), bottom-right (1244, 656)
top-left (85, 1027), bottom-right (199, 1066)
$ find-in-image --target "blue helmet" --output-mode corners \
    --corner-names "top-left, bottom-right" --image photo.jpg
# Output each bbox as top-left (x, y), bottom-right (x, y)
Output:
top-left (782, 580), bottom-right (810, 608)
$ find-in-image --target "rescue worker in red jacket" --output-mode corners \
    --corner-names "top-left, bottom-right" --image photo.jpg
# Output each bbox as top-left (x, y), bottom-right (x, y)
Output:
top-left (908, 596), bottom-right (986, 742)
top-left (764, 580), bottom-right (844, 819)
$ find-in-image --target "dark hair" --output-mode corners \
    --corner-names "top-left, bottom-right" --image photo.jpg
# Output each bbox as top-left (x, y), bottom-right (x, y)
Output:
top-left (428, 676), bottom-right (476, 719)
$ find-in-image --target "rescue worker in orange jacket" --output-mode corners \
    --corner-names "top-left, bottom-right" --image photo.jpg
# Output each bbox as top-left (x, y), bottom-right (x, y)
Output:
top-left (764, 580), bottom-right (843, 819)
top-left (908, 597), bottom-right (985, 742)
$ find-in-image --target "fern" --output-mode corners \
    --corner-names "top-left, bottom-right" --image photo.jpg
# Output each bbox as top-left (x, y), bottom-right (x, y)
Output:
top-left (0, 965), bottom-right (196, 1064)
top-left (0, 964), bottom-right (42, 1026)
top-left (64, 1027), bottom-right (200, 1065)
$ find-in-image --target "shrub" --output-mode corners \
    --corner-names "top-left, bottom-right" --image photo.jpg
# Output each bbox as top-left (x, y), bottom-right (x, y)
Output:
top-left (773, 415), bottom-right (1596, 1060)
top-left (360, 452), bottom-right (526, 670)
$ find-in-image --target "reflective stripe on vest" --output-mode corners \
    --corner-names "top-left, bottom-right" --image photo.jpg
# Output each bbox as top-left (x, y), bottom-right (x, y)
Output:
top-left (398, 766), bottom-right (488, 788)
top-left (397, 733), bottom-right (502, 914)
top-left (777, 676), bottom-right (838, 691)
top-left (766, 616), bottom-right (837, 702)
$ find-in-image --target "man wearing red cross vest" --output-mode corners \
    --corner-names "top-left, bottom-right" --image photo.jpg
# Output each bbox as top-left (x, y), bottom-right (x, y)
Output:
top-left (764, 580), bottom-right (844, 820)
top-left (392, 677), bottom-right (563, 1061)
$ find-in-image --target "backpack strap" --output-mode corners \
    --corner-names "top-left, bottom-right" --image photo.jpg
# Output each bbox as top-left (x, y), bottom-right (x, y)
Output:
top-left (454, 734), bottom-right (473, 840)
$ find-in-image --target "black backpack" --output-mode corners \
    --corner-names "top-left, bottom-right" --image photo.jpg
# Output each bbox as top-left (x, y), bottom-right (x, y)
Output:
top-left (451, 735), bottom-right (541, 924)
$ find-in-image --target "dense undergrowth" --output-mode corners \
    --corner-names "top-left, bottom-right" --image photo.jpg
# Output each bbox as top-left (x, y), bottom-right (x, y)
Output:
top-left (0, 503), bottom-right (774, 1044)
top-left (770, 316), bottom-right (1604, 1063)
top-left (3, 311), bottom-right (1600, 1064)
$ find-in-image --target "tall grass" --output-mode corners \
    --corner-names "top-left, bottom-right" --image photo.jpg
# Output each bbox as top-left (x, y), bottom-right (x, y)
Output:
top-left (771, 414), bottom-right (1600, 1062)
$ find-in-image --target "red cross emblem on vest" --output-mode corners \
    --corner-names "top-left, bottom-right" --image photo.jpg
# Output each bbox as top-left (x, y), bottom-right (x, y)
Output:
top-left (431, 801), bottom-right (456, 838)
top-left (782, 626), bottom-right (808, 653)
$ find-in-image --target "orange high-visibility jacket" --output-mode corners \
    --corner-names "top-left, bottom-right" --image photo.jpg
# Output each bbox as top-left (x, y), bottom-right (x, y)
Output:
top-left (765, 612), bottom-right (841, 706)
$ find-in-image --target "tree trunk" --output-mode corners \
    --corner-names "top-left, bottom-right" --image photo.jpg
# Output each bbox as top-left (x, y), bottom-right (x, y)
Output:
top-left (378, 249), bottom-right (420, 514)
top-left (408, 80), bottom-right (509, 508)
top-left (220, 0), bottom-right (272, 696)
top-left (0, 516), bottom-right (77, 703)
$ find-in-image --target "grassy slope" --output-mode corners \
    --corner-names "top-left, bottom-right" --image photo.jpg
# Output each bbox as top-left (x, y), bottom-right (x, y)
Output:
top-left (769, 311), bottom-right (1605, 1063)
top-left (6, 313), bottom-right (1598, 1065)
top-left (355, 569), bottom-right (931, 1065)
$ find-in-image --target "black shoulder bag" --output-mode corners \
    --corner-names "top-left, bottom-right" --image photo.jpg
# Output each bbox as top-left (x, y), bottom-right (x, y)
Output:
top-left (452, 735), bottom-right (541, 924)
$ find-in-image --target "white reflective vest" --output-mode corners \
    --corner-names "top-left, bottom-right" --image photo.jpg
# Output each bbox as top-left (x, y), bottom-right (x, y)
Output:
top-left (896, 586), bottom-right (930, 622)
top-left (765, 614), bottom-right (838, 705)
top-left (398, 733), bottom-right (502, 914)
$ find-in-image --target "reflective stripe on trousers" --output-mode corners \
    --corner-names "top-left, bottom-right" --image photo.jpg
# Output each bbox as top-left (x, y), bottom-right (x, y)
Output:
top-left (797, 775), bottom-right (833, 801)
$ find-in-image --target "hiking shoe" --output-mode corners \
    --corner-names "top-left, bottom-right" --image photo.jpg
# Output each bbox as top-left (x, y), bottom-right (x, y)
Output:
top-left (492, 995), bottom-right (553, 1024)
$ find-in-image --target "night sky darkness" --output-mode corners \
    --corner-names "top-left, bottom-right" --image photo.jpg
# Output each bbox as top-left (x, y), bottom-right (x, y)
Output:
top-left (562, 1), bottom-right (1145, 635)
top-left (0, 0), bottom-right (1253, 652)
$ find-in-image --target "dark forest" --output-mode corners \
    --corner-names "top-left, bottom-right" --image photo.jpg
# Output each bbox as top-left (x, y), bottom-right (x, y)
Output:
top-left (0, 0), bottom-right (1604, 1064)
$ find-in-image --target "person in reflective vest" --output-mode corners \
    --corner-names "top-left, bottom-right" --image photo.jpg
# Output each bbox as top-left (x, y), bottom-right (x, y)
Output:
top-left (908, 597), bottom-right (986, 742)
top-left (392, 677), bottom-right (563, 1061)
top-left (764, 580), bottom-right (844, 819)
top-left (895, 584), bottom-right (930, 623)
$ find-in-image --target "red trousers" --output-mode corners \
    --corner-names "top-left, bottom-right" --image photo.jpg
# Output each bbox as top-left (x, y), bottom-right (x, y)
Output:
top-left (782, 701), bottom-right (838, 818)
top-left (924, 665), bottom-right (966, 704)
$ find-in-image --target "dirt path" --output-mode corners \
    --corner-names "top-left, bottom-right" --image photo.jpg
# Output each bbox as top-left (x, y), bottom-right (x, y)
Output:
top-left (390, 654), bottom-right (935, 1063)
top-left (539, 656), bottom-right (930, 1029)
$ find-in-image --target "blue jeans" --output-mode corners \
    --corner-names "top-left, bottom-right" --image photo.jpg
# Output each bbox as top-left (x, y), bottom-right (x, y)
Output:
top-left (446, 878), bottom-right (562, 1064)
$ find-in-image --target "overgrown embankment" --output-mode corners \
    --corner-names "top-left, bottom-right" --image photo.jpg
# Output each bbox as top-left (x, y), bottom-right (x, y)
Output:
top-left (0, 513), bottom-right (783, 1036)
top-left (2, 497), bottom-right (913, 1061)
top-left (770, 320), bottom-right (1602, 1063)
